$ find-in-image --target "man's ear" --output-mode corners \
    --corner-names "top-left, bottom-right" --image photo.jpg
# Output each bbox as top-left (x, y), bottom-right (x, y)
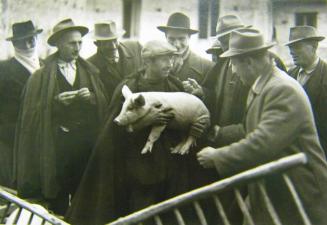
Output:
top-left (122, 85), bottom-right (133, 99)
top-left (132, 94), bottom-right (145, 107)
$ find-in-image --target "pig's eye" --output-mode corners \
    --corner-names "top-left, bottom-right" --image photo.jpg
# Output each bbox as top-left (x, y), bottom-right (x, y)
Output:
top-left (127, 105), bottom-right (134, 111)
top-left (154, 103), bottom-right (162, 108)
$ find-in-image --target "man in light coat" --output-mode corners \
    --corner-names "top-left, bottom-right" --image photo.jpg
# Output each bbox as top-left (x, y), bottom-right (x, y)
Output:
top-left (197, 28), bottom-right (327, 225)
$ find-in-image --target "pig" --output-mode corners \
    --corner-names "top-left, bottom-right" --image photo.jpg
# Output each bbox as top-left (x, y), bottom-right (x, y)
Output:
top-left (114, 85), bottom-right (210, 155)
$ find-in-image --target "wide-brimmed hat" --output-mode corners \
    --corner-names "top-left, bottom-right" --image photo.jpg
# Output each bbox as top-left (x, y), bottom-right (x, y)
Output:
top-left (216, 15), bottom-right (250, 38)
top-left (93, 21), bottom-right (125, 41)
top-left (6, 20), bottom-right (43, 41)
top-left (206, 39), bottom-right (222, 54)
top-left (220, 28), bottom-right (274, 58)
top-left (285, 26), bottom-right (325, 46)
top-left (142, 40), bottom-right (178, 58)
top-left (47, 18), bottom-right (89, 46)
top-left (157, 12), bottom-right (198, 35)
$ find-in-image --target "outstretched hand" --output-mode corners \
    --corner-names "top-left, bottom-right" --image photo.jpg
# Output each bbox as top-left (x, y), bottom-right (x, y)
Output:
top-left (197, 146), bottom-right (216, 168)
top-left (182, 78), bottom-right (204, 97)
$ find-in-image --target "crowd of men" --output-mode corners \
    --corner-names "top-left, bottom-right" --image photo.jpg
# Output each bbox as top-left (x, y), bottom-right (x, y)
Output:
top-left (0, 11), bottom-right (327, 225)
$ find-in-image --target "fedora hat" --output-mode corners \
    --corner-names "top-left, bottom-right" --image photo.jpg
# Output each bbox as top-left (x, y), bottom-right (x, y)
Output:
top-left (220, 28), bottom-right (274, 58)
top-left (6, 20), bottom-right (43, 41)
top-left (285, 26), bottom-right (325, 46)
top-left (47, 18), bottom-right (89, 46)
top-left (142, 40), bottom-right (178, 58)
top-left (216, 15), bottom-right (251, 38)
top-left (157, 12), bottom-right (198, 35)
top-left (93, 21), bottom-right (125, 41)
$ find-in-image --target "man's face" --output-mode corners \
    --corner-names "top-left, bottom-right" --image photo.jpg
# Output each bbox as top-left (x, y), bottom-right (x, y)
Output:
top-left (57, 30), bottom-right (82, 62)
top-left (230, 56), bottom-right (256, 87)
top-left (166, 29), bottom-right (190, 54)
top-left (218, 34), bottom-right (230, 52)
top-left (289, 41), bottom-right (316, 68)
top-left (13, 36), bottom-right (37, 50)
top-left (95, 39), bottom-right (119, 58)
top-left (147, 55), bottom-right (173, 78)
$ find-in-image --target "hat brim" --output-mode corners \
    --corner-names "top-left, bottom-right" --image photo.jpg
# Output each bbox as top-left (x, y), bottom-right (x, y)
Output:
top-left (47, 26), bottom-right (89, 46)
top-left (215, 25), bottom-right (252, 38)
top-left (6, 29), bottom-right (43, 41)
top-left (157, 26), bottom-right (198, 35)
top-left (93, 30), bottom-right (126, 41)
top-left (206, 47), bottom-right (221, 54)
top-left (285, 36), bottom-right (325, 46)
top-left (220, 42), bottom-right (275, 58)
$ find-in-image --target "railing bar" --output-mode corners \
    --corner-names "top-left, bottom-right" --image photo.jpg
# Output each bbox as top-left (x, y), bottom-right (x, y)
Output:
top-left (258, 181), bottom-right (282, 225)
top-left (27, 212), bottom-right (34, 224)
top-left (234, 188), bottom-right (255, 225)
top-left (154, 215), bottom-right (163, 225)
top-left (0, 202), bottom-right (11, 223)
top-left (193, 201), bottom-right (208, 225)
top-left (41, 219), bottom-right (46, 225)
top-left (0, 190), bottom-right (67, 224)
top-left (174, 208), bottom-right (186, 225)
top-left (283, 174), bottom-right (312, 225)
top-left (213, 195), bottom-right (232, 225)
top-left (13, 207), bottom-right (23, 224)
top-left (137, 223), bottom-right (143, 225)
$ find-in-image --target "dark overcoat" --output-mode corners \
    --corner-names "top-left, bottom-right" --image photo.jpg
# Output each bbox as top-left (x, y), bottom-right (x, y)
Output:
top-left (0, 58), bottom-right (41, 187)
top-left (175, 51), bottom-right (214, 83)
top-left (288, 59), bottom-right (327, 154)
top-left (211, 67), bottom-right (327, 225)
top-left (13, 53), bottom-right (108, 199)
top-left (66, 70), bottom-right (186, 225)
top-left (88, 40), bottom-right (143, 101)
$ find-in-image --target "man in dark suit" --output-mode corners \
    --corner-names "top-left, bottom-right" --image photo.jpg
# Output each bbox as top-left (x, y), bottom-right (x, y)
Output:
top-left (286, 26), bottom-right (327, 155)
top-left (157, 12), bottom-right (214, 83)
top-left (0, 20), bottom-right (42, 188)
top-left (88, 21), bottom-right (143, 102)
top-left (14, 18), bottom-right (108, 215)
top-left (197, 28), bottom-right (327, 225)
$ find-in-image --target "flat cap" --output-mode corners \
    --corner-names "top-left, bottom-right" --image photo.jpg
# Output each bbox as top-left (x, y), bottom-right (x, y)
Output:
top-left (142, 40), bottom-right (178, 58)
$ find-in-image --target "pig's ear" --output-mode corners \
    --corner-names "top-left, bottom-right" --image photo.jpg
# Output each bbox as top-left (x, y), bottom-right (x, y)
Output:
top-left (133, 94), bottom-right (145, 107)
top-left (122, 85), bottom-right (132, 99)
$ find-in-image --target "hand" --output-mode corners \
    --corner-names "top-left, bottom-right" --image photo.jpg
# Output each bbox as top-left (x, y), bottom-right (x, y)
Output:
top-left (197, 146), bottom-right (216, 168)
top-left (55, 91), bottom-right (79, 106)
top-left (78, 87), bottom-right (91, 101)
top-left (182, 78), bottom-right (204, 97)
top-left (131, 107), bottom-right (175, 131)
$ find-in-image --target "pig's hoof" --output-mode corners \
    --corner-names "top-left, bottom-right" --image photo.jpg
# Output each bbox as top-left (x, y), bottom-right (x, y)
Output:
top-left (141, 145), bottom-right (153, 154)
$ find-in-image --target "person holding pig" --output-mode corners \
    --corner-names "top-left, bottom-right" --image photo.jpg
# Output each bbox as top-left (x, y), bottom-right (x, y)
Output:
top-left (14, 18), bottom-right (108, 215)
top-left (66, 40), bottom-right (202, 225)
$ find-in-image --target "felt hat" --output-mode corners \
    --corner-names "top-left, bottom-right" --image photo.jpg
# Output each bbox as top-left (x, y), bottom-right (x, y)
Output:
top-left (47, 18), bottom-right (89, 46)
top-left (157, 12), bottom-right (198, 34)
top-left (6, 20), bottom-right (43, 41)
top-left (220, 28), bottom-right (274, 58)
top-left (285, 26), bottom-right (324, 46)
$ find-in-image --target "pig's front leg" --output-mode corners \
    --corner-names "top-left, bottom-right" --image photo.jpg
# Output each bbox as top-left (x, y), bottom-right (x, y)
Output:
top-left (141, 125), bottom-right (167, 154)
top-left (171, 135), bottom-right (197, 155)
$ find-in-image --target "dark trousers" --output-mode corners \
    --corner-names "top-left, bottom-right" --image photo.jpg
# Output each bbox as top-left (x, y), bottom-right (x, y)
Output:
top-left (48, 126), bottom-right (96, 215)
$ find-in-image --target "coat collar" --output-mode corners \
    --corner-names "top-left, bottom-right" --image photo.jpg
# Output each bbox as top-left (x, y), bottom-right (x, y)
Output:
top-left (251, 64), bottom-right (274, 95)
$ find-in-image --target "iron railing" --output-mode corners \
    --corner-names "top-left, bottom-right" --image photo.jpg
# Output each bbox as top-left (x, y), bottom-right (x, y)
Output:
top-left (108, 153), bottom-right (310, 225)
top-left (0, 189), bottom-right (68, 225)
